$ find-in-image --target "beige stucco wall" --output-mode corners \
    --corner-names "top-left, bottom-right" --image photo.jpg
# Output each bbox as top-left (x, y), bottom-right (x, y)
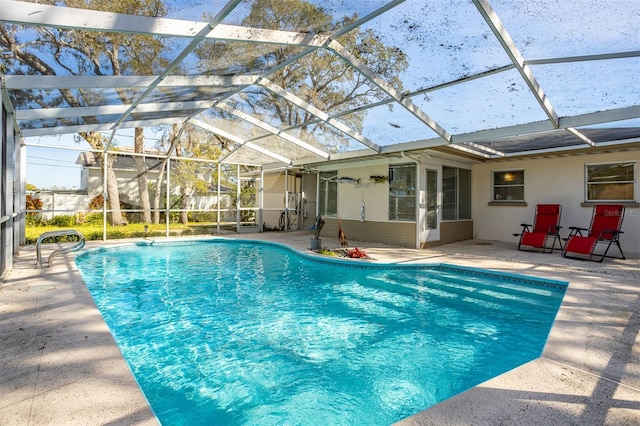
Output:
top-left (262, 172), bottom-right (287, 229)
top-left (472, 150), bottom-right (640, 258)
top-left (87, 168), bottom-right (161, 203)
top-left (259, 150), bottom-right (639, 257)
top-left (335, 163), bottom-right (391, 222)
top-left (260, 161), bottom-right (419, 246)
top-left (320, 218), bottom-right (416, 248)
top-left (262, 172), bottom-right (313, 230)
top-left (255, 163), bottom-right (400, 235)
top-left (422, 220), bottom-right (473, 248)
top-left (301, 173), bottom-right (317, 230)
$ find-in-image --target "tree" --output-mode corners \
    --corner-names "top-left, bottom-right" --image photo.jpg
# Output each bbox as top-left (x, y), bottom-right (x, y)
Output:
top-left (154, 124), bottom-right (225, 224)
top-left (78, 131), bottom-right (127, 225)
top-left (134, 127), bottom-right (152, 223)
top-left (233, 179), bottom-right (258, 223)
top-left (195, 0), bottom-right (408, 150)
top-left (150, 124), bottom-right (175, 225)
top-left (0, 0), bottom-right (169, 225)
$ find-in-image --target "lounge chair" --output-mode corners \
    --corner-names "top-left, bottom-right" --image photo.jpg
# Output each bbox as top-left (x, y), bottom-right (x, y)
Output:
top-left (562, 204), bottom-right (625, 262)
top-left (513, 204), bottom-right (563, 253)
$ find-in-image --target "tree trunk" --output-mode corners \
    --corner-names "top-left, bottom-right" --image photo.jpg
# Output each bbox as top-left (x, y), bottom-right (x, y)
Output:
top-left (180, 185), bottom-right (189, 224)
top-left (152, 160), bottom-right (167, 225)
top-left (80, 132), bottom-right (126, 226)
top-left (152, 124), bottom-right (180, 225)
top-left (104, 161), bottom-right (127, 226)
top-left (134, 128), bottom-right (151, 223)
top-left (175, 139), bottom-right (189, 225)
top-left (153, 158), bottom-right (168, 225)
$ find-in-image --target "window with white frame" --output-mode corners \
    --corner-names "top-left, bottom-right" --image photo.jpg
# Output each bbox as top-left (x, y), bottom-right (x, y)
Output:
top-left (586, 162), bottom-right (636, 201)
top-left (318, 171), bottom-right (337, 216)
top-left (389, 164), bottom-right (416, 221)
top-left (492, 170), bottom-right (524, 202)
top-left (443, 167), bottom-right (471, 220)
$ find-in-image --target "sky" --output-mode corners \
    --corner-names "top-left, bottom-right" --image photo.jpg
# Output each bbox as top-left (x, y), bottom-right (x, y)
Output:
top-left (26, 135), bottom-right (84, 190)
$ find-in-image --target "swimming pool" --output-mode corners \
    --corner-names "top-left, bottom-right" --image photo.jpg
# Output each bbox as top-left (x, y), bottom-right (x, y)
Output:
top-left (75, 239), bottom-right (567, 425)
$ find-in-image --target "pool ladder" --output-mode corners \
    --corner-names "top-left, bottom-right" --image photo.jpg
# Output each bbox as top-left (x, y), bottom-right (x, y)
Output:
top-left (36, 229), bottom-right (86, 268)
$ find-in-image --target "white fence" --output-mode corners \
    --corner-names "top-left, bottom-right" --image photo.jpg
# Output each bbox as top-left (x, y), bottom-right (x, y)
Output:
top-left (30, 191), bottom-right (234, 222)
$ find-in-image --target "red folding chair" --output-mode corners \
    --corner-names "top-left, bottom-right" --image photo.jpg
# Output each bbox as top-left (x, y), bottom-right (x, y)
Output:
top-left (513, 204), bottom-right (563, 253)
top-left (562, 204), bottom-right (625, 262)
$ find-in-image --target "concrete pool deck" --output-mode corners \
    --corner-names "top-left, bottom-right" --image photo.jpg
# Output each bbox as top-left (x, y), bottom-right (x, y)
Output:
top-left (1, 231), bottom-right (639, 425)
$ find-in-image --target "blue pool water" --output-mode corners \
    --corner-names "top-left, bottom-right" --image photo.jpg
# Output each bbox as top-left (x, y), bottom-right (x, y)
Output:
top-left (75, 239), bottom-right (566, 425)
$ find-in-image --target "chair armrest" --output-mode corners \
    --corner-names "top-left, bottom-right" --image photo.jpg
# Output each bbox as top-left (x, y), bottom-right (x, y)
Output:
top-left (514, 223), bottom-right (532, 236)
top-left (548, 225), bottom-right (562, 235)
top-left (567, 226), bottom-right (587, 237)
top-left (598, 229), bottom-right (623, 239)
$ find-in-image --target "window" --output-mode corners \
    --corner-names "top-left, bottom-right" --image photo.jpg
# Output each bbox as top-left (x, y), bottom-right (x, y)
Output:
top-left (389, 164), bottom-right (416, 221)
top-left (586, 162), bottom-right (635, 201)
top-left (318, 171), bottom-right (337, 216)
top-left (492, 170), bottom-right (524, 202)
top-left (443, 167), bottom-right (471, 220)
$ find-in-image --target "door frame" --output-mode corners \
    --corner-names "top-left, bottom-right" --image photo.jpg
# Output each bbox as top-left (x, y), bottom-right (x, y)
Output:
top-left (419, 165), bottom-right (441, 244)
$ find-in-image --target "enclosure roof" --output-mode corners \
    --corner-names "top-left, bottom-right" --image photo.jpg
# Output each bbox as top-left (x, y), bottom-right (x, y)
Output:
top-left (1, 0), bottom-right (639, 166)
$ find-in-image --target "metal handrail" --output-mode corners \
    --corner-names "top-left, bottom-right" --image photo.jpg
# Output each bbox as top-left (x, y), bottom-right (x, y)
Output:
top-left (36, 230), bottom-right (86, 268)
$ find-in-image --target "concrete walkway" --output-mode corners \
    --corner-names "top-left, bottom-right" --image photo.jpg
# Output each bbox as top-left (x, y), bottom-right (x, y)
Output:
top-left (1, 231), bottom-right (639, 425)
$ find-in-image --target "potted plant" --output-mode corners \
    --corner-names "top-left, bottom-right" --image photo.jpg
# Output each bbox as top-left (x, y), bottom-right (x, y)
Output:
top-left (310, 215), bottom-right (324, 250)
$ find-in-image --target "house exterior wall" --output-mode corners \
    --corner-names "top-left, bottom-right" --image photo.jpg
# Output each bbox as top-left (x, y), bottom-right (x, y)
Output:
top-left (335, 163), bottom-right (390, 222)
top-left (472, 150), bottom-right (640, 258)
top-left (80, 168), bottom-right (90, 191)
top-left (320, 218), bottom-right (416, 247)
top-left (261, 172), bottom-right (319, 232)
top-left (301, 173), bottom-right (317, 231)
top-left (422, 221), bottom-right (474, 248)
top-left (86, 167), bottom-right (161, 205)
top-left (307, 158), bottom-right (476, 247)
top-left (262, 172), bottom-right (306, 230)
top-left (262, 172), bottom-right (287, 230)
top-left (315, 160), bottom-right (419, 247)
top-left (260, 163), bottom-right (407, 242)
top-left (85, 165), bottom-right (231, 211)
top-left (260, 150), bottom-right (638, 257)
top-left (324, 158), bottom-right (477, 247)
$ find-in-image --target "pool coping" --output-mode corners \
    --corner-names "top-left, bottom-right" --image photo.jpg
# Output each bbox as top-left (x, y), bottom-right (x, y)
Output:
top-left (2, 233), bottom-right (639, 425)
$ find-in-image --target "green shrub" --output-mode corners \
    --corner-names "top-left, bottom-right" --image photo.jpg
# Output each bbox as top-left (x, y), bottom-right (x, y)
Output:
top-left (48, 214), bottom-right (76, 227)
top-left (188, 211), bottom-right (218, 223)
top-left (107, 229), bottom-right (126, 240)
top-left (25, 213), bottom-right (47, 227)
top-left (86, 231), bottom-right (104, 241)
top-left (24, 221), bottom-right (198, 244)
top-left (85, 212), bottom-right (104, 225)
